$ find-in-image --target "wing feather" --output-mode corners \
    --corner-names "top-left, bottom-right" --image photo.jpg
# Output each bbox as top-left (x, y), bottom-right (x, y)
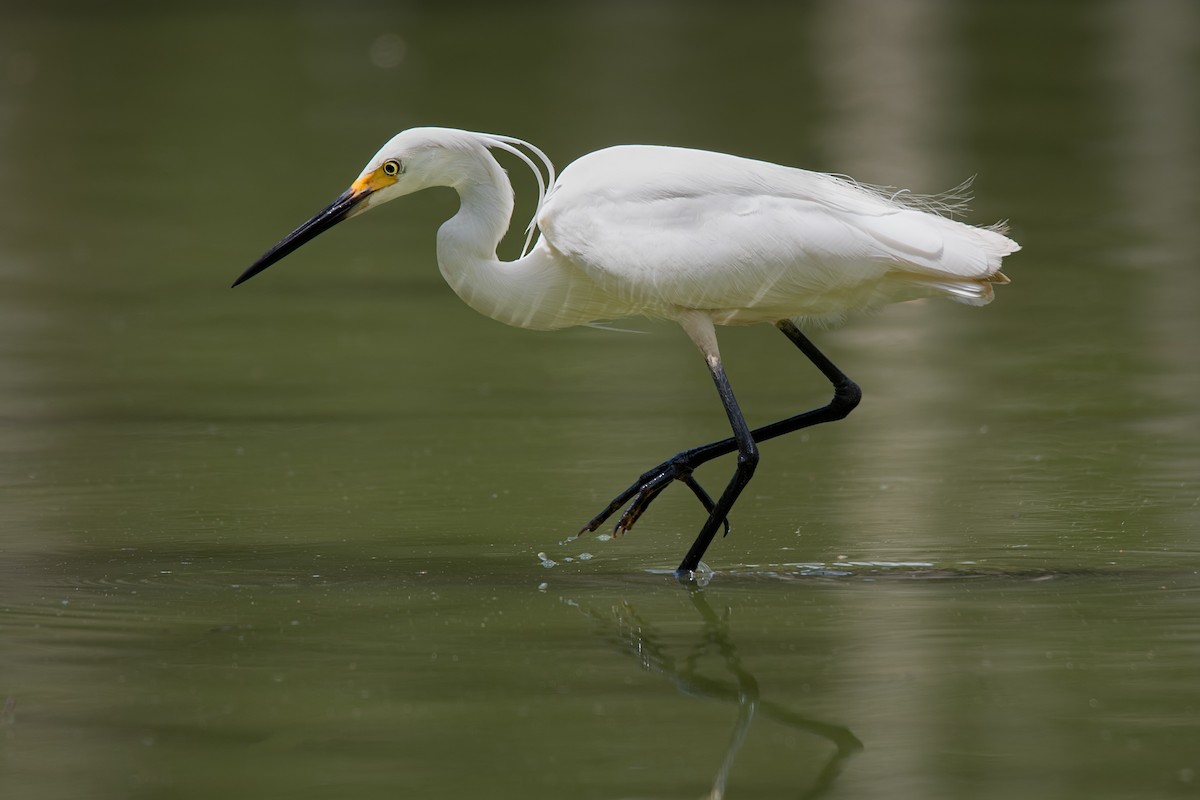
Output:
top-left (538, 145), bottom-right (1018, 319)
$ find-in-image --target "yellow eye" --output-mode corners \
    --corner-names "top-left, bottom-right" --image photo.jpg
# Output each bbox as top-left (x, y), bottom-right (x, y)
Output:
top-left (382, 159), bottom-right (402, 177)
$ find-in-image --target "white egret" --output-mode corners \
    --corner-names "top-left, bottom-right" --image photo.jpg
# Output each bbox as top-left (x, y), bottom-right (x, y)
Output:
top-left (234, 127), bottom-right (1019, 576)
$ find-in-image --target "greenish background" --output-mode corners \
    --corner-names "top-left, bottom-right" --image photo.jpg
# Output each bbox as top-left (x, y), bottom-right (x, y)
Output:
top-left (2, 2), bottom-right (1197, 798)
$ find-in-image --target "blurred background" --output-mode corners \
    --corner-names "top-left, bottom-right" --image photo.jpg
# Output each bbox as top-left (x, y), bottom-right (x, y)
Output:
top-left (2, 2), bottom-right (1198, 799)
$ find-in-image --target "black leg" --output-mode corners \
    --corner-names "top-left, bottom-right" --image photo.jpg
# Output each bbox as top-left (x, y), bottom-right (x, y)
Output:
top-left (579, 319), bottom-right (861, 572)
top-left (675, 356), bottom-right (758, 574)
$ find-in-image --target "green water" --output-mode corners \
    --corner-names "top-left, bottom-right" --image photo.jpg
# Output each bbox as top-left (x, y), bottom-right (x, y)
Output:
top-left (2, 3), bottom-right (1198, 798)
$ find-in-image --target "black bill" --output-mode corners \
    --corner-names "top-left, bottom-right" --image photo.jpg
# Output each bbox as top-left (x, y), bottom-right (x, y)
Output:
top-left (232, 186), bottom-right (372, 287)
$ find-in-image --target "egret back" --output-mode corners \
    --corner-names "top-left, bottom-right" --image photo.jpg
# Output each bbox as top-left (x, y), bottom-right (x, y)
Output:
top-left (537, 145), bottom-right (1018, 325)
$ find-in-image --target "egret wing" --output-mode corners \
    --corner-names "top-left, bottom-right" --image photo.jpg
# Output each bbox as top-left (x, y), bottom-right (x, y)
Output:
top-left (538, 145), bottom-right (1017, 319)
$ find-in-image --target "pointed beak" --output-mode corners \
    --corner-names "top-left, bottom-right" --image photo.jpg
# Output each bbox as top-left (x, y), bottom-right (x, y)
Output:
top-left (232, 184), bottom-right (374, 288)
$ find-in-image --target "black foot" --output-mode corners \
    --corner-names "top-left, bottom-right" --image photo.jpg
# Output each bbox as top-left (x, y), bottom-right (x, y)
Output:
top-left (579, 453), bottom-right (732, 538)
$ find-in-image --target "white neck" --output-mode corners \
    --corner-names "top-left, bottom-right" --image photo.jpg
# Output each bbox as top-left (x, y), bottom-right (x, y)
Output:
top-left (434, 147), bottom-right (607, 331)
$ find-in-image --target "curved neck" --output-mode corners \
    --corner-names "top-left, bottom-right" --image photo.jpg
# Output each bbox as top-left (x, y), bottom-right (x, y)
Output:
top-left (435, 147), bottom-right (515, 270)
top-left (434, 149), bottom-right (605, 330)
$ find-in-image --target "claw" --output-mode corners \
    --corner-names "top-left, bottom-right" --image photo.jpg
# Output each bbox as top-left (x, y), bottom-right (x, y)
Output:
top-left (614, 484), bottom-right (668, 535)
top-left (577, 452), bottom-right (730, 540)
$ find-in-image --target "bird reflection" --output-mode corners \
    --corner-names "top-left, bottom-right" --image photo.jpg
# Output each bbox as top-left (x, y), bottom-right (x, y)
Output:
top-left (570, 586), bottom-right (862, 799)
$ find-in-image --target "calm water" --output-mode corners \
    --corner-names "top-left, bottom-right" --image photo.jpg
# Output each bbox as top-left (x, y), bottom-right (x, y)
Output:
top-left (2, 3), bottom-right (1199, 798)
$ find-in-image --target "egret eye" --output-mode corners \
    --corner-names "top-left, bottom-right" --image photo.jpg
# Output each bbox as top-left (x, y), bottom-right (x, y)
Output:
top-left (382, 159), bottom-right (402, 177)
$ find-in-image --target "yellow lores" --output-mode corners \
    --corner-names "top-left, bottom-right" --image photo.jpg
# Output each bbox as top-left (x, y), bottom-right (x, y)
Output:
top-left (350, 159), bottom-right (403, 195)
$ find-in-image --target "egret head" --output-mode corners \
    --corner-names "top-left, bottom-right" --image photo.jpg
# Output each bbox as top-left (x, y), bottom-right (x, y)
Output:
top-left (232, 127), bottom-right (490, 287)
top-left (233, 128), bottom-right (553, 287)
top-left (347, 127), bottom-right (484, 208)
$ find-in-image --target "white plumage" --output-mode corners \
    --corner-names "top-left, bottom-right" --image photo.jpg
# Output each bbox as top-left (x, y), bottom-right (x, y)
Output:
top-left (539, 143), bottom-right (1016, 325)
top-left (236, 126), bottom-right (1020, 576)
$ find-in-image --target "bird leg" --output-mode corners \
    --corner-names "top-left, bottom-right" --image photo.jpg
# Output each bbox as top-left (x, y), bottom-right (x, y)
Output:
top-left (578, 319), bottom-right (861, 575)
top-left (674, 352), bottom-right (760, 574)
